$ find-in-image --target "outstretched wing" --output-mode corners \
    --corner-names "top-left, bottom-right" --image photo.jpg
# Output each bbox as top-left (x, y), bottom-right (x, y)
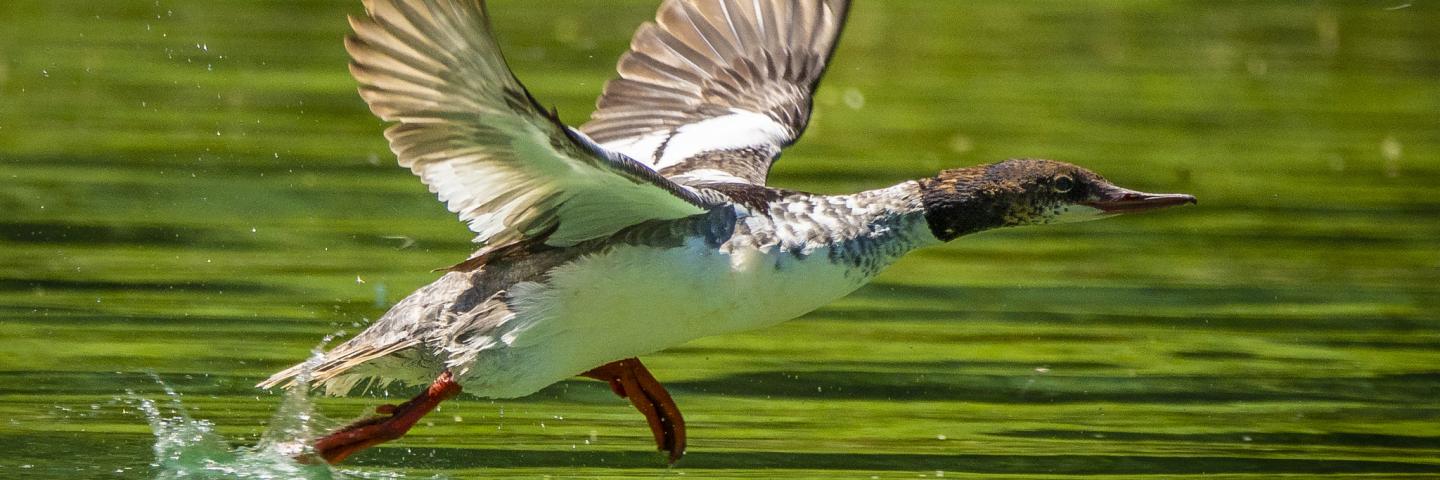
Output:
top-left (580, 0), bottom-right (851, 186)
top-left (349, 0), bottom-right (716, 250)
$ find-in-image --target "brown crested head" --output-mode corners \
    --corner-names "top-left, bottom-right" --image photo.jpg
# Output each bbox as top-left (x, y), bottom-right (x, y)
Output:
top-left (917, 158), bottom-right (1195, 242)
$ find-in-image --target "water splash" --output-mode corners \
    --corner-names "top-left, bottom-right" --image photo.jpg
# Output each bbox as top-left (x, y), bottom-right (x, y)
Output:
top-left (137, 349), bottom-right (411, 479)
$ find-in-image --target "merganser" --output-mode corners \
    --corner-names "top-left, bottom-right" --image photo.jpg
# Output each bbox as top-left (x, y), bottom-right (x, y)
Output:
top-left (260, 0), bottom-right (1196, 464)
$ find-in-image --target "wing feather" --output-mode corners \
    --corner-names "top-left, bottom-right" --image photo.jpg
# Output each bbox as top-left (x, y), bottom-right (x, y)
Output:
top-left (580, 0), bottom-right (851, 186)
top-left (348, 0), bottom-right (717, 250)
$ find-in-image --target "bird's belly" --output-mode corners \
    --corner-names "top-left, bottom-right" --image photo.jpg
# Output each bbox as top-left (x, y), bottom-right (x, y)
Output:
top-left (468, 239), bottom-right (866, 397)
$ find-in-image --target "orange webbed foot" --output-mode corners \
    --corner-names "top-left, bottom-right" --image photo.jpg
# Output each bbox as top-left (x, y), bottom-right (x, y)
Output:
top-left (582, 358), bottom-right (686, 463)
top-left (309, 371), bottom-right (462, 464)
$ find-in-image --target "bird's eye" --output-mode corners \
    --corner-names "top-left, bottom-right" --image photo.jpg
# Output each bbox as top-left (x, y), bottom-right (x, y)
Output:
top-left (1053, 175), bottom-right (1075, 193)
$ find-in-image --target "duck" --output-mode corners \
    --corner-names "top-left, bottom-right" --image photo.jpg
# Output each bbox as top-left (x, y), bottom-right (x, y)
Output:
top-left (260, 0), bottom-right (1196, 465)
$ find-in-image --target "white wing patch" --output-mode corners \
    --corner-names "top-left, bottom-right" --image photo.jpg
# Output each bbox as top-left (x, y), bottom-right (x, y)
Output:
top-left (349, 0), bottom-right (715, 250)
top-left (580, 0), bottom-right (852, 186)
top-left (638, 111), bottom-right (793, 170)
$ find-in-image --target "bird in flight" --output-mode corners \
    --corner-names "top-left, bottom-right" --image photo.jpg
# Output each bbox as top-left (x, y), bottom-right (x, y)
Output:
top-left (260, 0), bottom-right (1195, 464)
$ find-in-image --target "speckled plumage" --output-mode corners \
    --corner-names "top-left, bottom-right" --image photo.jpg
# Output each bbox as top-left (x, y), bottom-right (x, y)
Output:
top-left (265, 180), bottom-right (937, 396)
top-left (261, 0), bottom-right (1195, 434)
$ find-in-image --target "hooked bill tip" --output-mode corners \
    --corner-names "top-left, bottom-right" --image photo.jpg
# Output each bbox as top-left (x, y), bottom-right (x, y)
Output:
top-left (1083, 189), bottom-right (1196, 214)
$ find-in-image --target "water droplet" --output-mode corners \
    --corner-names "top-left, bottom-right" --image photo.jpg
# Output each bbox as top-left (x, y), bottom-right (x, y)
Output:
top-left (842, 87), bottom-right (865, 110)
top-left (1381, 135), bottom-right (1402, 178)
top-left (947, 133), bottom-right (974, 154)
top-left (1381, 135), bottom-right (1403, 161)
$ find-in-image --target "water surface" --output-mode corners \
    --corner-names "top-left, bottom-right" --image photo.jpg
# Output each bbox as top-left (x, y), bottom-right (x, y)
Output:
top-left (1, 0), bottom-right (1438, 478)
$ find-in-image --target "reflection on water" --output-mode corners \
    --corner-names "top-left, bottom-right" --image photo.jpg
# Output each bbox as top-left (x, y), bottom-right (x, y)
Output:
top-left (1, 0), bottom-right (1438, 478)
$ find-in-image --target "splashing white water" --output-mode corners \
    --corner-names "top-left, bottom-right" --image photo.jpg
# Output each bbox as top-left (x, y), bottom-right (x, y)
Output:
top-left (138, 349), bottom-right (413, 479)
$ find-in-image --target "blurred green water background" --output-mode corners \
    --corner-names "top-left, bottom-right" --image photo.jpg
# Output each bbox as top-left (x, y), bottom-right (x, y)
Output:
top-left (1, 0), bottom-right (1438, 478)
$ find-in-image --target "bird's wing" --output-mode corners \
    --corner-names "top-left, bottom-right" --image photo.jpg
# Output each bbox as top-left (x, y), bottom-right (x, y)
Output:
top-left (348, 0), bottom-right (717, 249)
top-left (579, 0), bottom-right (851, 186)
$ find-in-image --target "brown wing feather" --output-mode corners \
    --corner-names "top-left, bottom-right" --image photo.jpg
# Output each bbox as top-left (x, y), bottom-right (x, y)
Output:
top-left (344, 0), bottom-right (716, 251)
top-left (581, 0), bottom-right (852, 186)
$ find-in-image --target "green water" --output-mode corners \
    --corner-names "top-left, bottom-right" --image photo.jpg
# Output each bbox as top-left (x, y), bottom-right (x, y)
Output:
top-left (2, 0), bottom-right (1439, 478)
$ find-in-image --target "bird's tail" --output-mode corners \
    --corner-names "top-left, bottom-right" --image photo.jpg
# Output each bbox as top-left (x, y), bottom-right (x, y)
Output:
top-left (256, 337), bottom-right (421, 395)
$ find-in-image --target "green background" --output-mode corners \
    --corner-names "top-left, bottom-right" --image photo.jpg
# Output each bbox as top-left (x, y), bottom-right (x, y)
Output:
top-left (1, 0), bottom-right (1437, 478)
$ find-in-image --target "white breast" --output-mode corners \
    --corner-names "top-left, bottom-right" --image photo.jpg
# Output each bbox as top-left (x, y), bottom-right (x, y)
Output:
top-left (462, 236), bottom-right (868, 397)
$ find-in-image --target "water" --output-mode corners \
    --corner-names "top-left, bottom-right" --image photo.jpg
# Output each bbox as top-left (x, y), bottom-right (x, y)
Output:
top-left (141, 377), bottom-right (335, 480)
top-left (2, 0), bottom-right (1438, 478)
top-left (137, 352), bottom-right (395, 479)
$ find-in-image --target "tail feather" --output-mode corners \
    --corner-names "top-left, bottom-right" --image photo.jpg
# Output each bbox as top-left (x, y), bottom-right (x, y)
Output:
top-left (256, 339), bottom-right (421, 391)
top-left (256, 243), bottom-right (522, 395)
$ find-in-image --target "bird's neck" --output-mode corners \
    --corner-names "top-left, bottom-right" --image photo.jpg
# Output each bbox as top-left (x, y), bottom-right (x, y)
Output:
top-left (753, 181), bottom-right (941, 262)
top-left (842, 180), bottom-right (944, 248)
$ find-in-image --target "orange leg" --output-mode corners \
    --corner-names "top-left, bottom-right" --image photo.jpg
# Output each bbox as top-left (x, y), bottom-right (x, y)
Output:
top-left (310, 371), bottom-right (462, 464)
top-left (582, 358), bottom-right (686, 463)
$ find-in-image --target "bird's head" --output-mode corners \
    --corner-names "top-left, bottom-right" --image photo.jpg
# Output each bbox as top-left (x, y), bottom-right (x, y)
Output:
top-left (917, 158), bottom-right (1195, 242)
